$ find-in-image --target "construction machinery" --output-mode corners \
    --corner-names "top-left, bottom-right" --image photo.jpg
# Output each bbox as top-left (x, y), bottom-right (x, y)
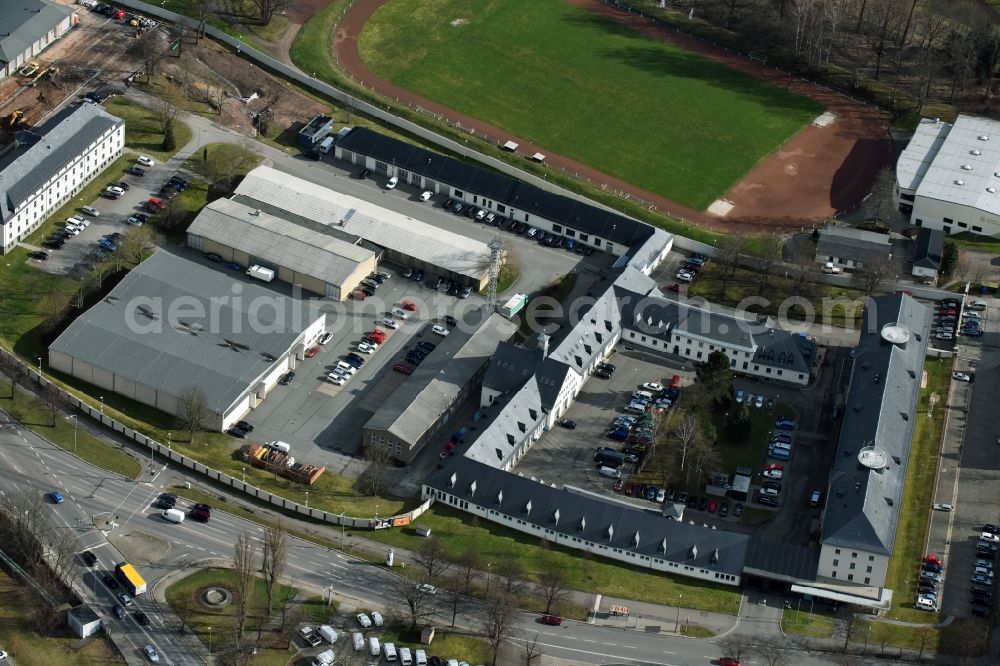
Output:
top-left (17, 61), bottom-right (39, 77)
top-left (246, 442), bottom-right (325, 485)
top-left (8, 111), bottom-right (23, 128)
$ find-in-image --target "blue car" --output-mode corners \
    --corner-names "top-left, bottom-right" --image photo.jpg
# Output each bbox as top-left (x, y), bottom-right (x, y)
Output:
top-left (607, 428), bottom-right (629, 441)
top-left (645, 485), bottom-right (657, 501)
top-left (224, 262), bottom-right (242, 271)
top-left (774, 417), bottom-right (796, 431)
top-left (50, 491), bottom-right (64, 504)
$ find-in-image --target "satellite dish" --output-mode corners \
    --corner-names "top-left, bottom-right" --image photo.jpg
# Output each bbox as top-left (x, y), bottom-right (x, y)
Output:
top-left (858, 446), bottom-right (889, 471)
top-left (881, 324), bottom-right (911, 345)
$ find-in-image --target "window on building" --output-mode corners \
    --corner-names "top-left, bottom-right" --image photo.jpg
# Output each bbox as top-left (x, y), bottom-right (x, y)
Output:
top-left (851, 552), bottom-right (857, 558)
top-left (454, 190), bottom-right (464, 197)
top-left (866, 565), bottom-right (872, 573)
top-left (868, 555), bottom-right (874, 561)
top-left (864, 577), bottom-right (871, 584)
top-left (944, 226), bottom-right (951, 234)
top-left (606, 243), bottom-right (614, 252)
top-left (944, 217), bottom-right (953, 223)
top-left (835, 549), bottom-right (841, 554)
top-left (566, 229), bottom-right (575, 237)
top-left (973, 225), bottom-right (983, 232)
top-left (831, 571), bottom-right (837, 578)
top-left (580, 233), bottom-right (589, 242)
top-left (552, 224), bottom-right (562, 233)
top-left (497, 204), bottom-right (505, 213)
top-left (849, 563), bottom-right (856, 570)
top-left (594, 238), bottom-right (601, 246)
top-left (833, 559), bottom-right (839, 566)
top-left (848, 574), bottom-right (854, 581)
top-left (958, 222), bottom-right (968, 228)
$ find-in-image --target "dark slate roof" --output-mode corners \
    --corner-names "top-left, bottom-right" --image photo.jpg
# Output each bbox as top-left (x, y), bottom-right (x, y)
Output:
top-left (425, 457), bottom-right (750, 577)
top-left (616, 289), bottom-right (758, 350)
top-left (0, 104), bottom-right (122, 220)
top-left (482, 343), bottom-right (544, 395)
top-left (820, 294), bottom-right (930, 554)
top-left (337, 127), bottom-right (654, 249)
top-left (0, 0), bottom-right (72, 67)
top-left (815, 228), bottom-right (891, 263)
top-left (752, 329), bottom-right (816, 375)
top-left (912, 228), bottom-right (943, 270)
top-left (744, 537), bottom-right (819, 581)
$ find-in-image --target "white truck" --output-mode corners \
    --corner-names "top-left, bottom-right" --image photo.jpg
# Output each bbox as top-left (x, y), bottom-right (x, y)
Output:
top-left (318, 136), bottom-right (335, 154)
top-left (247, 265), bottom-right (275, 282)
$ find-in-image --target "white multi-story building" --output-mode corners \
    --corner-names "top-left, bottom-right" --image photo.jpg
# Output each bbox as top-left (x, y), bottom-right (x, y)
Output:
top-left (0, 103), bottom-right (123, 253)
top-left (895, 115), bottom-right (1000, 237)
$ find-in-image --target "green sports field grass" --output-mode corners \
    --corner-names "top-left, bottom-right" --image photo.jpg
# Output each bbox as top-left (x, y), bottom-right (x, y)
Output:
top-left (358, 0), bottom-right (824, 211)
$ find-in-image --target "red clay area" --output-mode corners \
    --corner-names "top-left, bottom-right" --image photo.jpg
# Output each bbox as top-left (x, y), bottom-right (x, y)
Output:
top-left (335, 0), bottom-right (890, 234)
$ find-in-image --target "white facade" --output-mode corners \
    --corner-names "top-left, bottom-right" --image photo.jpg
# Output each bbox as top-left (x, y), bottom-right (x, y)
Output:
top-left (1, 118), bottom-right (124, 253)
top-left (909, 196), bottom-right (1000, 237)
top-left (423, 484), bottom-right (741, 586)
top-left (0, 7), bottom-right (73, 82)
top-left (817, 543), bottom-right (889, 589)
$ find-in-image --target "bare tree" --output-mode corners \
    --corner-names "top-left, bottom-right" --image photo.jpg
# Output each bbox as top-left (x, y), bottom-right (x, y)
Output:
top-left (360, 443), bottom-right (393, 496)
top-left (716, 233), bottom-right (747, 295)
top-left (720, 634), bottom-right (754, 662)
top-left (415, 538), bottom-right (452, 584)
top-left (276, 577), bottom-right (299, 648)
top-left (842, 613), bottom-right (865, 651)
top-left (858, 254), bottom-right (893, 296)
top-left (128, 30), bottom-right (168, 82)
top-left (538, 555), bottom-right (569, 614)
top-left (177, 386), bottom-right (209, 444)
top-left (752, 235), bottom-right (785, 292)
top-left (392, 571), bottom-right (440, 629)
top-left (456, 548), bottom-right (482, 595)
top-left (118, 224), bottom-right (157, 267)
top-left (260, 521), bottom-right (287, 627)
top-left (755, 636), bottom-right (791, 666)
top-left (155, 94), bottom-right (181, 148)
top-left (232, 529), bottom-right (257, 638)
top-left (668, 413), bottom-right (702, 477)
top-left (521, 631), bottom-right (544, 665)
top-left (868, 166), bottom-right (897, 223)
top-left (249, 0), bottom-right (288, 25)
top-left (0, 352), bottom-right (25, 399)
top-left (483, 593), bottom-right (517, 666)
top-left (495, 557), bottom-right (526, 599)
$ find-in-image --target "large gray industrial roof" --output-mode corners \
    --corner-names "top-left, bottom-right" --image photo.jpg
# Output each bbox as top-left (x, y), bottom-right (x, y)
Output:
top-left (49, 251), bottom-right (321, 414)
top-left (0, 104), bottom-right (122, 222)
top-left (820, 294), bottom-right (930, 554)
top-left (425, 457), bottom-right (750, 577)
top-left (364, 314), bottom-right (517, 445)
top-left (235, 166), bottom-right (491, 281)
top-left (187, 198), bottom-right (374, 288)
top-left (0, 0), bottom-right (72, 67)
top-left (897, 115), bottom-right (1000, 217)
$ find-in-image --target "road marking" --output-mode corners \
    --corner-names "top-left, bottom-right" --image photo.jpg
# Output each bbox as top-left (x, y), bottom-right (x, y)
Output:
top-left (506, 636), bottom-right (680, 666)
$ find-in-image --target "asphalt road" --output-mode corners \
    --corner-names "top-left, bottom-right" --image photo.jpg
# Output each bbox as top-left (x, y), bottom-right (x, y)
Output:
top-left (0, 403), bottom-right (920, 666)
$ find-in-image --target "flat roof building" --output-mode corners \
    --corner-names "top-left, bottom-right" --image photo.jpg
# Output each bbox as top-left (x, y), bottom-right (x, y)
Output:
top-left (186, 198), bottom-right (377, 300)
top-left (234, 165), bottom-right (492, 289)
top-left (48, 251), bottom-right (326, 431)
top-left (363, 313), bottom-right (517, 463)
top-left (0, 103), bottom-right (123, 252)
top-left (895, 115), bottom-right (1000, 237)
top-left (815, 227), bottom-right (892, 270)
top-left (0, 0), bottom-right (74, 82)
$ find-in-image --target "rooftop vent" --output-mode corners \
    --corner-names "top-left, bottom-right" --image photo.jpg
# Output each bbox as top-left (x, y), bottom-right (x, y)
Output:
top-left (989, 188), bottom-right (997, 193)
top-left (578, 517), bottom-right (586, 532)
top-left (606, 524), bottom-right (614, 541)
top-left (632, 531), bottom-right (640, 548)
top-left (468, 480), bottom-right (477, 497)
top-left (495, 490), bottom-right (503, 506)
top-left (688, 544), bottom-right (698, 560)
top-left (971, 150), bottom-right (983, 155)
top-left (524, 500), bottom-right (532, 516)
top-left (660, 538), bottom-right (668, 553)
top-left (980, 135), bottom-right (990, 141)
top-left (881, 324), bottom-right (911, 346)
top-left (552, 509), bottom-right (560, 525)
top-left (448, 473), bottom-right (457, 488)
top-left (962, 164), bottom-right (973, 170)
top-left (955, 180), bottom-right (966, 185)
top-left (858, 446), bottom-right (889, 471)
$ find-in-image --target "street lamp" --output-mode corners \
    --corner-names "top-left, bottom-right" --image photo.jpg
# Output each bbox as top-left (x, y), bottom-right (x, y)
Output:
top-left (340, 512), bottom-right (345, 549)
top-left (99, 396), bottom-right (104, 414)
top-left (36, 357), bottom-right (41, 373)
top-left (486, 562), bottom-right (492, 595)
top-left (305, 491), bottom-right (309, 508)
top-left (208, 626), bottom-right (213, 655)
top-left (67, 415), bottom-right (78, 453)
top-left (242, 467), bottom-right (246, 484)
top-left (674, 594), bottom-right (682, 632)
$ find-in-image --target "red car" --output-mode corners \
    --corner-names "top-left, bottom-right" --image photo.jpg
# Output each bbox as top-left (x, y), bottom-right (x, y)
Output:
top-left (667, 283), bottom-right (681, 292)
top-left (765, 463), bottom-right (784, 471)
top-left (624, 481), bottom-right (634, 496)
top-left (708, 500), bottom-right (718, 513)
top-left (305, 346), bottom-right (319, 358)
top-left (925, 554), bottom-right (943, 565)
top-left (402, 300), bottom-right (417, 311)
top-left (670, 374), bottom-right (681, 389)
top-left (939, 309), bottom-right (957, 316)
top-left (538, 615), bottom-right (563, 626)
top-left (350, 290), bottom-right (367, 300)
top-left (393, 363), bottom-right (413, 375)
top-left (719, 659), bottom-right (742, 666)
top-left (147, 197), bottom-right (166, 210)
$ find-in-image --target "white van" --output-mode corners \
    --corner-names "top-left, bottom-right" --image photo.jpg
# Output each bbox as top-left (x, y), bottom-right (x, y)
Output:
top-left (969, 299), bottom-right (988, 310)
top-left (266, 440), bottom-right (291, 453)
top-left (351, 631), bottom-right (364, 651)
top-left (915, 597), bottom-right (938, 612)
top-left (311, 649), bottom-right (335, 666)
top-left (822, 262), bottom-right (843, 274)
top-left (632, 390), bottom-right (653, 401)
top-left (162, 508), bottom-right (185, 524)
top-left (399, 647), bottom-right (413, 665)
top-left (368, 637), bottom-right (381, 656)
top-left (415, 649), bottom-right (428, 666)
top-left (769, 441), bottom-right (792, 451)
top-left (760, 487), bottom-right (779, 497)
top-left (383, 642), bottom-right (397, 662)
top-left (318, 136), bottom-right (335, 154)
top-left (317, 625), bottom-right (337, 644)
top-left (599, 466), bottom-right (621, 480)
top-left (336, 361), bottom-right (357, 375)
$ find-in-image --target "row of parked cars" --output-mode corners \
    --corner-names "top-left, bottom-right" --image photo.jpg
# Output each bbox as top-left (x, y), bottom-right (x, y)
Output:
top-left (443, 198), bottom-right (595, 255)
top-left (671, 253), bottom-right (708, 287)
top-left (934, 297), bottom-right (966, 341)
top-left (969, 526), bottom-right (999, 616)
top-left (595, 378), bottom-right (681, 482)
top-left (350, 270), bottom-right (392, 300)
top-left (397, 266), bottom-right (474, 299)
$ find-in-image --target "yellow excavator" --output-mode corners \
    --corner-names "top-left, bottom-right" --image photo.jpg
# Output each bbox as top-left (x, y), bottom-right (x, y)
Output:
top-left (7, 111), bottom-right (23, 128)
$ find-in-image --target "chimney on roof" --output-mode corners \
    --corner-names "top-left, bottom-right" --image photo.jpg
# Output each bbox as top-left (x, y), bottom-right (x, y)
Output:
top-left (251, 209), bottom-right (260, 216)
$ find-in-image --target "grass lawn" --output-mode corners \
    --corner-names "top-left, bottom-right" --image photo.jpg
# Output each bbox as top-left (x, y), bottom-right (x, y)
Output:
top-left (104, 98), bottom-right (193, 162)
top-left (165, 567), bottom-right (299, 662)
top-left (709, 401), bottom-right (795, 474)
top-left (379, 627), bottom-right (491, 664)
top-left (687, 262), bottom-right (867, 327)
top-left (0, 566), bottom-right (124, 665)
top-left (883, 357), bottom-right (952, 622)
top-left (950, 231), bottom-right (1000, 254)
top-left (181, 142), bottom-right (262, 183)
top-left (862, 616), bottom-right (989, 656)
top-left (365, 505), bottom-right (741, 614)
top-left (781, 609), bottom-right (834, 638)
top-left (0, 377), bottom-right (141, 479)
top-left (358, 0), bottom-right (822, 211)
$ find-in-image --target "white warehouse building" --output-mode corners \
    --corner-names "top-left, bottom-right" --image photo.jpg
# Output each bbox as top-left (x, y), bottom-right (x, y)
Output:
top-left (895, 115), bottom-right (1000, 237)
top-left (48, 251), bottom-right (325, 431)
top-left (0, 103), bottom-right (124, 253)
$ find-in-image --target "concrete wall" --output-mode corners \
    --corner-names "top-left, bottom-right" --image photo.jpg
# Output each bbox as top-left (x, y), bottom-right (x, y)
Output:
top-left (912, 196), bottom-right (1000, 237)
